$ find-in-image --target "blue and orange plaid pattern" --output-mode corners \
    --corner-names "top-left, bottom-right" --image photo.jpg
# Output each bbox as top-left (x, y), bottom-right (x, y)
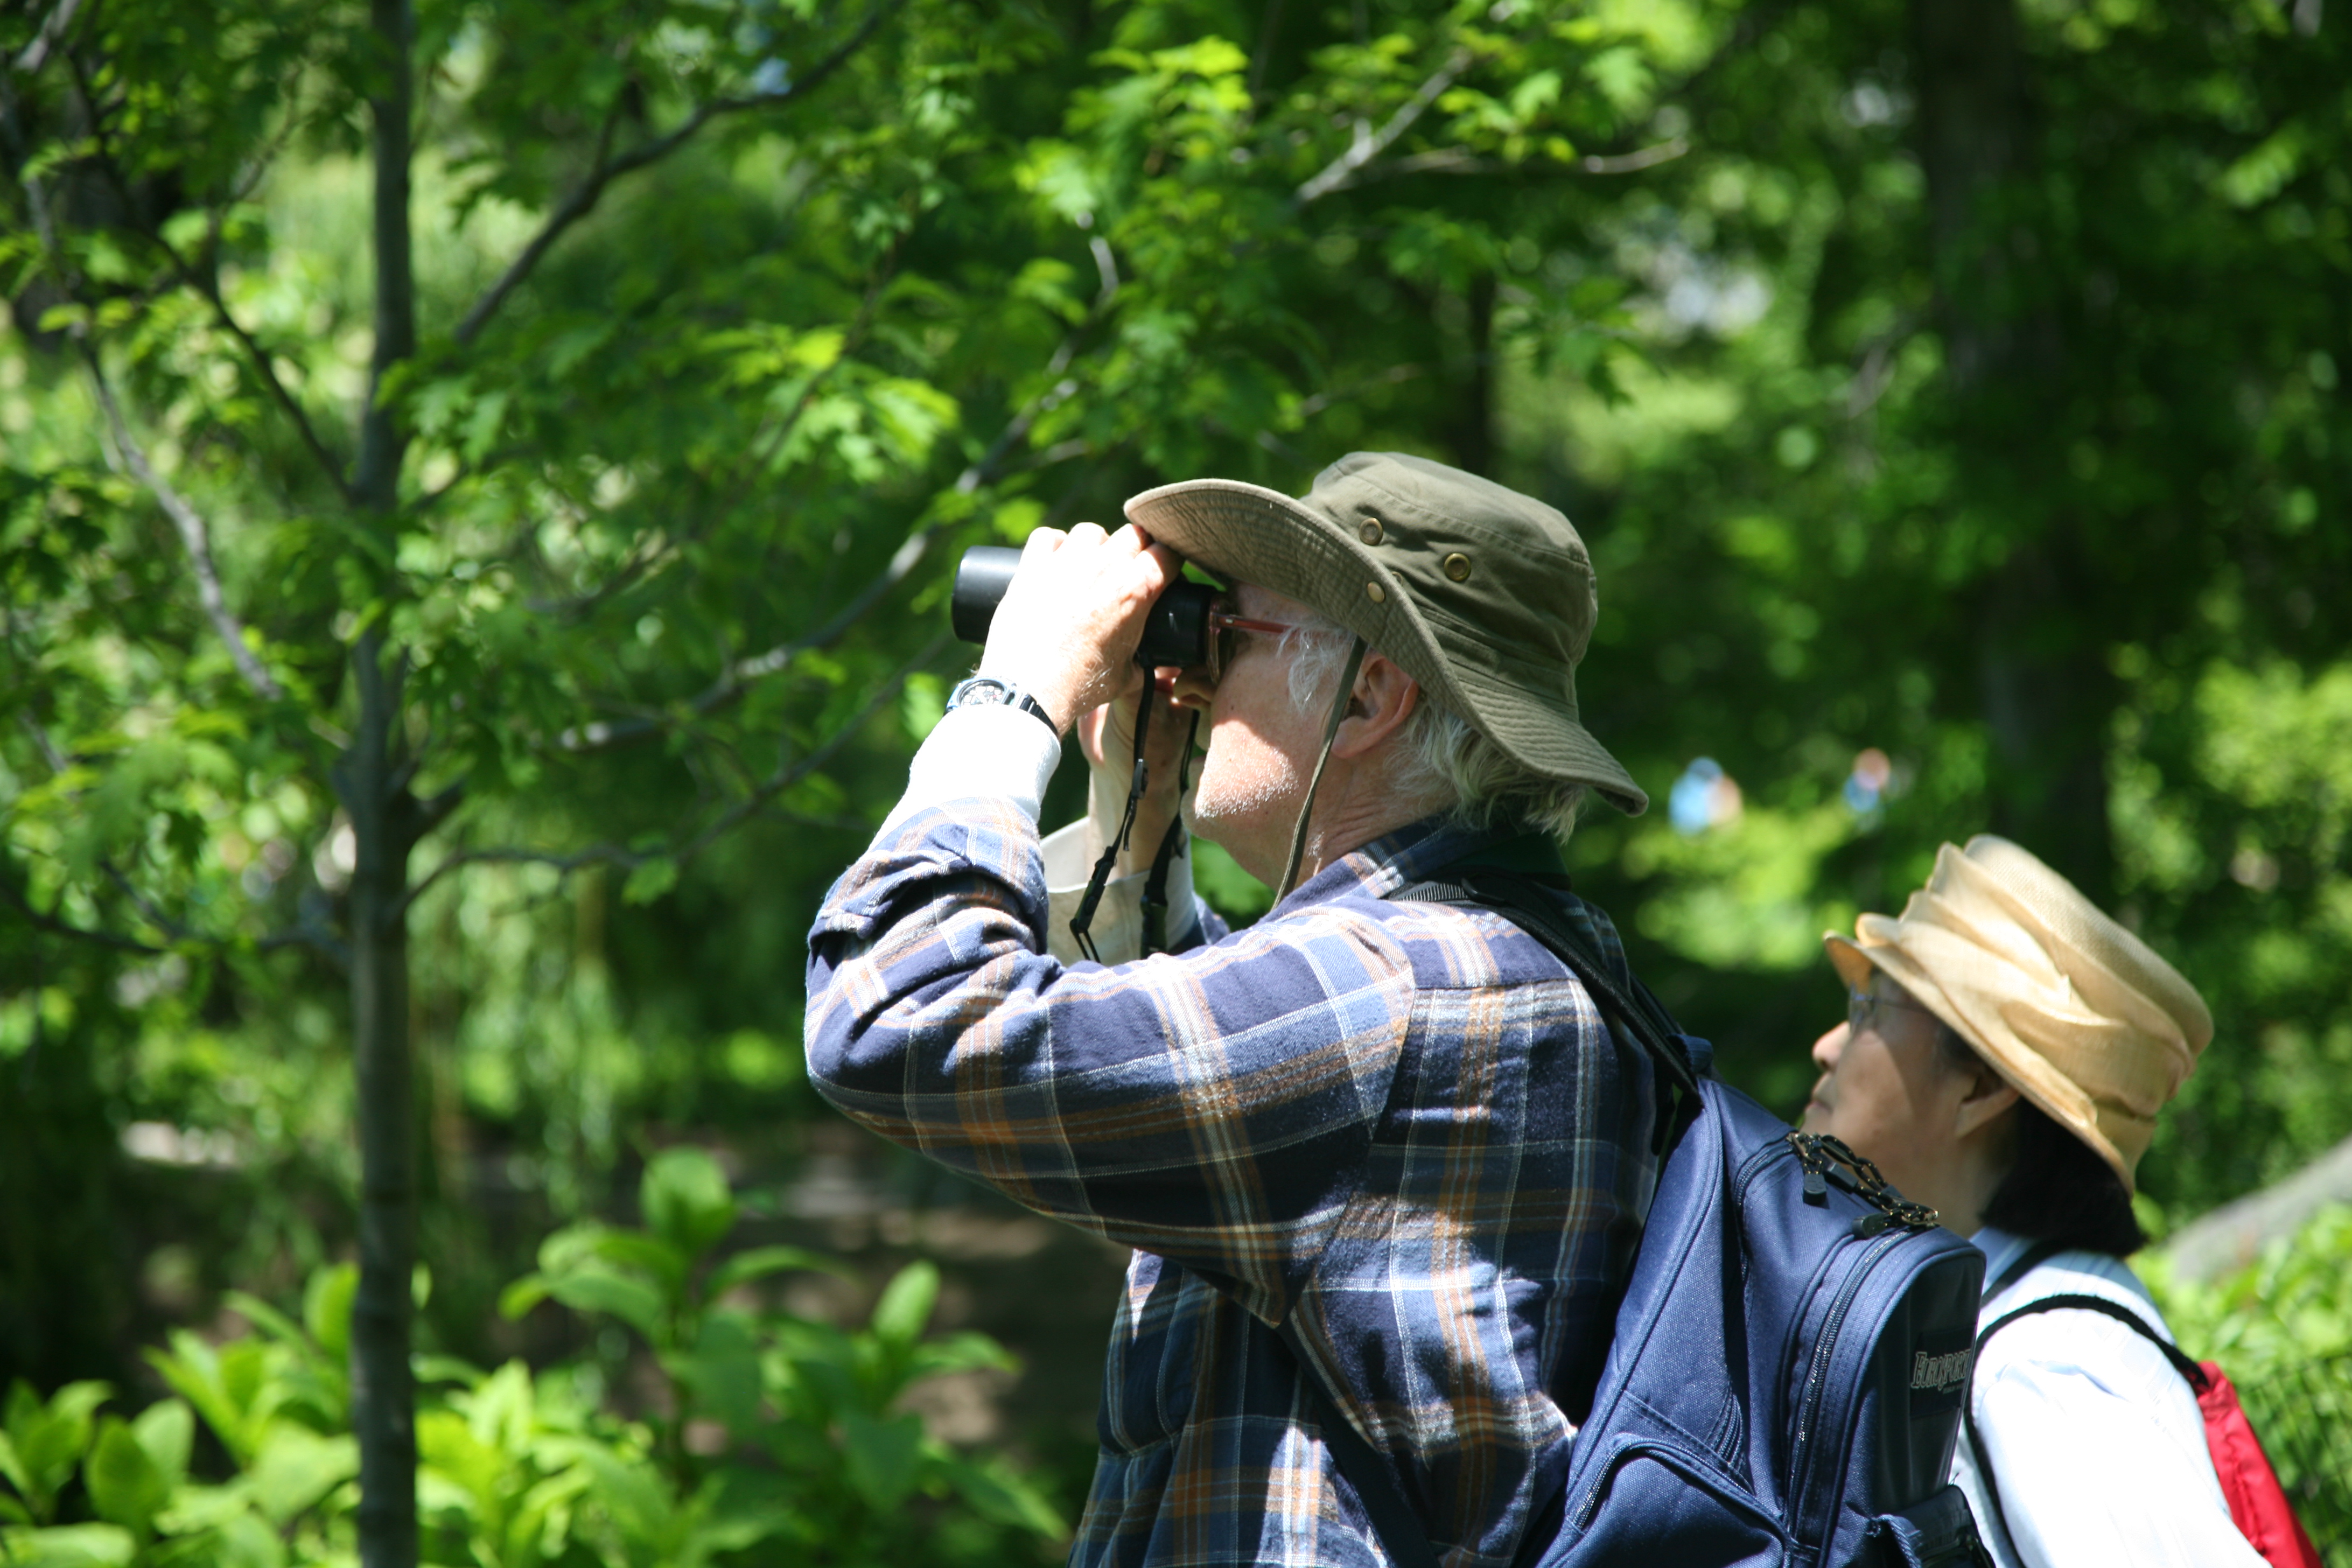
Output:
top-left (806, 802), bottom-right (1660, 1567)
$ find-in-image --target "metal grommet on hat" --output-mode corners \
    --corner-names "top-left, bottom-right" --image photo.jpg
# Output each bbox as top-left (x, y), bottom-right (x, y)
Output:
top-left (1443, 552), bottom-right (1472, 582)
top-left (1359, 519), bottom-right (1384, 545)
top-left (1366, 581), bottom-right (1386, 604)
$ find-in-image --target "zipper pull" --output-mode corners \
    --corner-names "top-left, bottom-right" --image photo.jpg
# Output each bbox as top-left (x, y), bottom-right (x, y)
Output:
top-left (1851, 1212), bottom-right (1889, 1238)
top-left (1803, 1167), bottom-right (1828, 1205)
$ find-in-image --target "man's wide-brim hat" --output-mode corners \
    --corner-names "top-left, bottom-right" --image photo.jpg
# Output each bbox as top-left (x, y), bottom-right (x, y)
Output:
top-left (1123, 452), bottom-right (1647, 815)
top-left (1825, 835), bottom-right (2214, 1190)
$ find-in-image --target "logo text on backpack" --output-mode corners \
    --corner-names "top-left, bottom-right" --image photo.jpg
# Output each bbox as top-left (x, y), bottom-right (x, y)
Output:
top-left (1910, 1347), bottom-right (1973, 1394)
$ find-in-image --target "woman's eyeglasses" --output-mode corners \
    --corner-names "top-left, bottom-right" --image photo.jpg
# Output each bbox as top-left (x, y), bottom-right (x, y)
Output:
top-left (1846, 987), bottom-right (1937, 1038)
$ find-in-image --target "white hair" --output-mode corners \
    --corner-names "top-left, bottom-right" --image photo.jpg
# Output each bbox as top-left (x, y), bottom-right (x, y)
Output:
top-left (1281, 617), bottom-right (1588, 841)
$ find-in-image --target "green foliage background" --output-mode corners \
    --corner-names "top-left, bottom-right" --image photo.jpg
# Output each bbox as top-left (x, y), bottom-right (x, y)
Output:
top-left (3, 0), bottom-right (2349, 1560)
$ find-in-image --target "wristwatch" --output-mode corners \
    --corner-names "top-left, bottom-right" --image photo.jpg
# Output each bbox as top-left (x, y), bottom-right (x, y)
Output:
top-left (945, 675), bottom-right (1059, 734)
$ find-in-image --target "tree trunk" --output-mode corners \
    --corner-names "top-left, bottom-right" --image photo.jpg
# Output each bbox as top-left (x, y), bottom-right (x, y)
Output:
top-left (344, 3), bottom-right (418, 1566)
top-left (1911, 0), bottom-right (2113, 901)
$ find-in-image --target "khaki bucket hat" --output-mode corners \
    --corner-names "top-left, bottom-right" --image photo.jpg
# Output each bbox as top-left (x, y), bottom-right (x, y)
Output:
top-left (1123, 452), bottom-right (1647, 815)
top-left (1824, 835), bottom-right (2214, 1189)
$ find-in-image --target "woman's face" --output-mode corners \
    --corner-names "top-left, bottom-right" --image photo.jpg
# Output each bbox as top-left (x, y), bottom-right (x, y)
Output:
top-left (1801, 974), bottom-right (1974, 1208)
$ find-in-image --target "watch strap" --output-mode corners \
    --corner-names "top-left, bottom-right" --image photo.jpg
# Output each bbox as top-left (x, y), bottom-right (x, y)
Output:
top-left (946, 675), bottom-right (1059, 734)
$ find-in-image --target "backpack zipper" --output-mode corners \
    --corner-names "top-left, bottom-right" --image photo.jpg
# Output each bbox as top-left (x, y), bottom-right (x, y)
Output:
top-left (1785, 1228), bottom-right (1905, 1513)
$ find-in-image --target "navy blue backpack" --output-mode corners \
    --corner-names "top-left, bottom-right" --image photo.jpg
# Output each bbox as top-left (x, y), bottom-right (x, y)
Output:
top-left (1285, 872), bottom-right (1992, 1568)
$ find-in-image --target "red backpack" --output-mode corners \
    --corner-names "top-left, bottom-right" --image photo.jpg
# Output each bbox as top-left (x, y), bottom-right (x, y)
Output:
top-left (1970, 1292), bottom-right (2322, 1568)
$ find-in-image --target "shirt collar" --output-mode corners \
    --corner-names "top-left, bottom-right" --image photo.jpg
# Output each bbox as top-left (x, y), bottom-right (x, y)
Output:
top-left (1270, 817), bottom-right (1567, 913)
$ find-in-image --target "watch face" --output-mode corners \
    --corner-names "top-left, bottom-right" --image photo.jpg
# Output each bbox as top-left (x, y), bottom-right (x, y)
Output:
top-left (951, 678), bottom-right (1010, 709)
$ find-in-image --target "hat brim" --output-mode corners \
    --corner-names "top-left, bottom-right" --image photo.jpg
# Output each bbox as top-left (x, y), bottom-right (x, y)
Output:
top-left (1125, 478), bottom-right (1648, 815)
top-left (1822, 932), bottom-right (2138, 1191)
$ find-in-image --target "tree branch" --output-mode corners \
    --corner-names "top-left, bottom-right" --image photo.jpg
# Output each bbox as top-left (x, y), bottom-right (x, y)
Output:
top-left (3, 53), bottom-right (285, 706)
top-left (86, 358), bottom-right (287, 701)
top-left (454, 0), bottom-right (905, 348)
top-left (558, 277), bottom-right (1108, 753)
top-left (1335, 135), bottom-right (1690, 188)
top-left (1293, 46), bottom-right (1473, 206)
top-left (61, 60), bottom-right (357, 500)
top-left (404, 633), bottom-right (945, 918)
top-left (0, 878), bottom-right (165, 954)
top-left (8, 0), bottom-right (84, 76)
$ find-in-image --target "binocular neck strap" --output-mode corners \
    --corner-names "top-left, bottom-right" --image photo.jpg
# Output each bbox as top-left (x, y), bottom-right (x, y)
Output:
top-left (1275, 635), bottom-right (1369, 905)
top-left (1067, 677), bottom-right (1157, 964)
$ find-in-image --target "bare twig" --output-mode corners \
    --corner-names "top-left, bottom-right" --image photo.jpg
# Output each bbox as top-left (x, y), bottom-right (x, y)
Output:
top-left (4, 52), bottom-right (284, 706)
top-left (1334, 135), bottom-right (1689, 188)
top-left (1294, 361), bottom-right (1426, 419)
top-left (1578, 137), bottom-right (1689, 175)
top-left (169, 253), bottom-right (356, 498)
top-left (8, 0), bottom-right (84, 76)
top-left (454, 0), bottom-right (905, 348)
top-left (1293, 46), bottom-right (1472, 206)
top-left (86, 361), bottom-right (286, 701)
top-left (0, 879), bottom-right (166, 954)
top-left (403, 634), bottom-right (945, 918)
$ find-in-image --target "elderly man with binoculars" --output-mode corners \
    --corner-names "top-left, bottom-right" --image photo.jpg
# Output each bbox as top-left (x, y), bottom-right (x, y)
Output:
top-left (803, 453), bottom-right (1662, 1568)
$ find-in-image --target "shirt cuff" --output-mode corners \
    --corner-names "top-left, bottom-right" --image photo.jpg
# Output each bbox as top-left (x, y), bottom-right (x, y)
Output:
top-left (1040, 817), bottom-right (1200, 965)
top-left (877, 704), bottom-right (1062, 836)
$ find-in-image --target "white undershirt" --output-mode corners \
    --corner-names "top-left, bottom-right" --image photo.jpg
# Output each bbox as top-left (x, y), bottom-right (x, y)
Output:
top-left (876, 703), bottom-right (1201, 965)
top-left (1956, 1226), bottom-right (2262, 1568)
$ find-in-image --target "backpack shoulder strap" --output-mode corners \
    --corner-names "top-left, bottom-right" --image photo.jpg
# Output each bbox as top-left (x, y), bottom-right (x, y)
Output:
top-left (1964, 1289), bottom-right (2209, 1551)
top-left (1979, 1240), bottom-right (2067, 1306)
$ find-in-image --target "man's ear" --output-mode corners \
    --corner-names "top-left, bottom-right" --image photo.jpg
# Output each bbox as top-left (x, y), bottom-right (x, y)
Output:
top-left (1953, 1059), bottom-right (2022, 1142)
top-left (1330, 653), bottom-right (1419, 759)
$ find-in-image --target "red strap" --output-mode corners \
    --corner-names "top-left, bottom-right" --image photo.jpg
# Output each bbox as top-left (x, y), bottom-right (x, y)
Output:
top-left (2190, 1363), bottom-right (2325, 1568)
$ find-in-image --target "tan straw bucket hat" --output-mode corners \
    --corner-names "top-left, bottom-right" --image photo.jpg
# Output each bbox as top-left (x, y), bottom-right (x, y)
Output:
top-left (1824, 835), bottom-right (2214, 1189)
top-left (1124, 452), bottom-right (1647, 815)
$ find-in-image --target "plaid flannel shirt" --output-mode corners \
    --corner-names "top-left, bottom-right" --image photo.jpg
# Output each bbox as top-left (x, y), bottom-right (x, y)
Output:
top-left (804, 800), bottom-right (1660, 1568)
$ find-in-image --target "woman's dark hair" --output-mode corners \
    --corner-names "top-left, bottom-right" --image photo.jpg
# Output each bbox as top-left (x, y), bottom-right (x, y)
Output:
top-left (1933, 1024), bottom-right (2146, 1256)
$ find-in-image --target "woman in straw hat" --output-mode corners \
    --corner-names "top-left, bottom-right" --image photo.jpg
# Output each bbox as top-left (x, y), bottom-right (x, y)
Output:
top-left (1801, 835), bottom-right (2262, 1568)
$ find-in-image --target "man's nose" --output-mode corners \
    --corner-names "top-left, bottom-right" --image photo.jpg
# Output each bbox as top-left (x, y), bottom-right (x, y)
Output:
top-left (1171, 669), bottom-right (1216, 710)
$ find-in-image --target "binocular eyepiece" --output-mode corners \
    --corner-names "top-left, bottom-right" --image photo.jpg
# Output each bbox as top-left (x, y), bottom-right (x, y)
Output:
top-left (951, 545), bottom-right (1221, 671)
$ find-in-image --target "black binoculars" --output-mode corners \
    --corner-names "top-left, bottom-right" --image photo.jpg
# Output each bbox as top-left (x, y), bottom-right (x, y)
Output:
top-left (951, 545), bottom-right (1221, 671)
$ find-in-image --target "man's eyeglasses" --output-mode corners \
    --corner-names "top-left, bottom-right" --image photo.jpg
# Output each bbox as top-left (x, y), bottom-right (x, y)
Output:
top-left (1846, 986), bottom-right (1936, 1038)
top-left (1202, 607), bottom-right (1307, 682)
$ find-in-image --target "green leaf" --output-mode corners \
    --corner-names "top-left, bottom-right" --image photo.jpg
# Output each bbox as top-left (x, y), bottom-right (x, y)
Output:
top-left (304, 1265), bottom-right (358, 1366)
top-left (545, 1271), bottom-right (667, 1343)
top-left (582, 1229), bottom-right (689, 1293)
top-left (83, 1420), bottom-right (167, 1538)
top-left (2, 1522), bottom-right (136, 1566)
top-left (498, 1275), bottom-right (552, 1321)
top-left (3, 1381), bottom-right (110, 1521)
top-left (129, 1401), bottom-right (192, 1493)
top-left (670, 1312), bottom-right (762, 1437)
top-left (705, 1245), bottom-right (855, 1299)
top-left (640, 1149), bottom-right (736, 1262)
top-left (214, 1509), bottom-right (288, 1568)
top-left (244, 1427), bottom-right (357, 1525)
top-left (410, 1355), bottom-right (486, 1390)
top-left (621, 857), bottom-right (679, 905)
top-left (869, 1261), bottom-right (938, 1350)
top-left (930, 1446), bottom-right (1069, 1538)
top-left (838, 1410), bottom-right (922, 1508)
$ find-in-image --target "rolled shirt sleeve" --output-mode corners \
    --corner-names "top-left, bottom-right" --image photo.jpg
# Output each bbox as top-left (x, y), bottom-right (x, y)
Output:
top-left (808, 794), bottom-right (1406, 1310)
